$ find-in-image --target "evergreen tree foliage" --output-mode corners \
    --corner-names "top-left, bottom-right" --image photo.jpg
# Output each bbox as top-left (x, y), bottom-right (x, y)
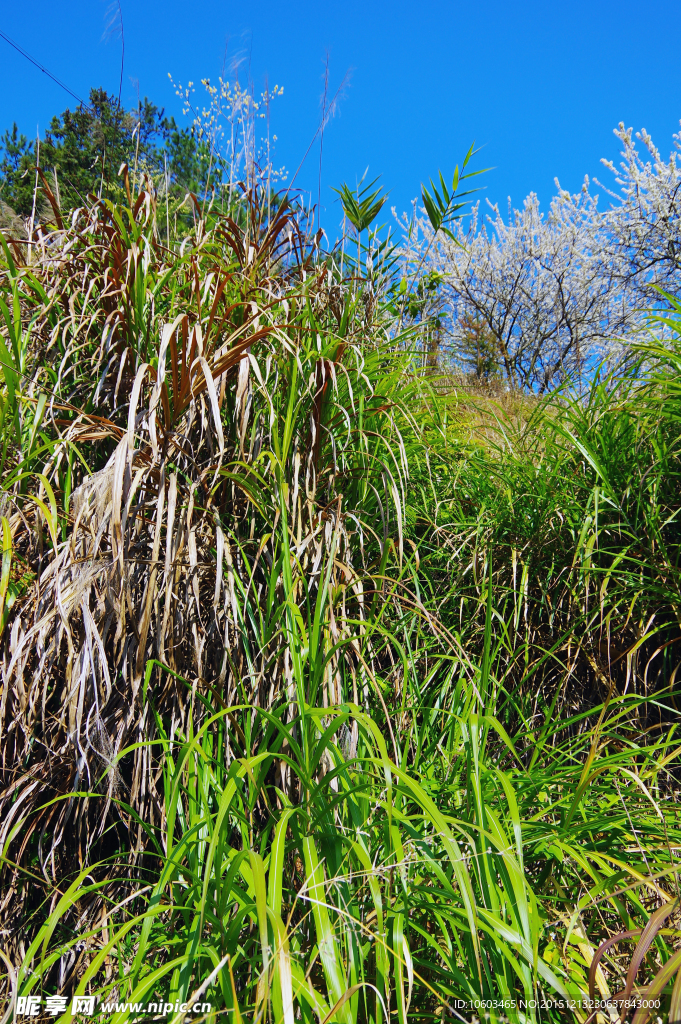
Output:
top-left (0, 124), bottom-right (36, 216)
top-left (0, 87), bottom-right (217, 219)
top-left (40, 88), bottom-right (165, 203)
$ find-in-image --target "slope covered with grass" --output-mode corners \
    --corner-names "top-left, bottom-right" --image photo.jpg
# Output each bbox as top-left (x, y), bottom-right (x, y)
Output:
top-left (0, 179), bottom-right (680, 1023)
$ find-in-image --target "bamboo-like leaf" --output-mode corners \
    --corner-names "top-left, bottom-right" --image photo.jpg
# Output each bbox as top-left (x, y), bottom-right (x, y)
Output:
top-left (301, 834), bottom-right (351, 1024)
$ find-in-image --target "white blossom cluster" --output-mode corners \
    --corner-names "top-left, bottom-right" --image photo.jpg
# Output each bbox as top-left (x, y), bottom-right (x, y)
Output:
top-left (597, 123), bottom-right (681, 291)
top-left (399, 122), bottom-right (681, 390)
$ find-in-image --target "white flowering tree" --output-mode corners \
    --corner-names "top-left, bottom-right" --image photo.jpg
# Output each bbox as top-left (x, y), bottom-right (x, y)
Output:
top-left (401, 123), bottom-right (681, 390)
top-left (598, 123), bottom-right (681, 292)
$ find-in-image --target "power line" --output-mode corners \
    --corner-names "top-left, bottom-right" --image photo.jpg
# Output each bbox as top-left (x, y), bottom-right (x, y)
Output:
top-left (0, 27), bottom-right (86, 108)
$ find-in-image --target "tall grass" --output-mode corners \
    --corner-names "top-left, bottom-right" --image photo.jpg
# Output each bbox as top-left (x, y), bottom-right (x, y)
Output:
top-left (0, 177), bottom-right (680, 1023)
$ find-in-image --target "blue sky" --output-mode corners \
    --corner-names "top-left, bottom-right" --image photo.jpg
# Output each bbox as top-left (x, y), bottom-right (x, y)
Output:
top-left (2, 0), bottom-right (681, 237)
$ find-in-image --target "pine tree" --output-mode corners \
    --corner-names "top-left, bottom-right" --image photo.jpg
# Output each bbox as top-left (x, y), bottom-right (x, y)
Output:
top-left (40, 88), bottom-right (166, 206)
top-left (457, 312), bottom-right (501, 381)
top-left (1, 87), bottom-right (231, 227)
top-left (0, 124), bottom-right (36, 216)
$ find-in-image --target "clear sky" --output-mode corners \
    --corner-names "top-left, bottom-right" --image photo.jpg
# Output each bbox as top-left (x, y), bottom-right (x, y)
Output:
top-left (2, 0), bottom-right (681, 236)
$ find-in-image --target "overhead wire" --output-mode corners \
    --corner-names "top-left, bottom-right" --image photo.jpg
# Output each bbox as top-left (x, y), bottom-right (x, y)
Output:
top-left (0, 27), bottom-right (86, 108)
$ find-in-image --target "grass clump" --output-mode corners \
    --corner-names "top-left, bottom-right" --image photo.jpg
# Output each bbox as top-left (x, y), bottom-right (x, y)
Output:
top-left (0, 177), bottom-right (680, 1023)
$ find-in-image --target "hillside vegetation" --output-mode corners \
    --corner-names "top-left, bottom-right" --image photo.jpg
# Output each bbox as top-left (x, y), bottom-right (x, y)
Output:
top-left (0, 166), bottom-right (680, 1024)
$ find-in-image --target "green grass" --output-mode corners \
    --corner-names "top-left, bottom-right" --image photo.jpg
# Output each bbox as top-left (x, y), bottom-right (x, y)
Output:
top-left (0, 180), bottom-right (680, 1024)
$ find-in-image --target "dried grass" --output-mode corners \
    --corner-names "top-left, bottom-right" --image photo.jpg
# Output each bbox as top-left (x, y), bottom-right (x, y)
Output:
top-left (0, 180), bottom-right (416, 953)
